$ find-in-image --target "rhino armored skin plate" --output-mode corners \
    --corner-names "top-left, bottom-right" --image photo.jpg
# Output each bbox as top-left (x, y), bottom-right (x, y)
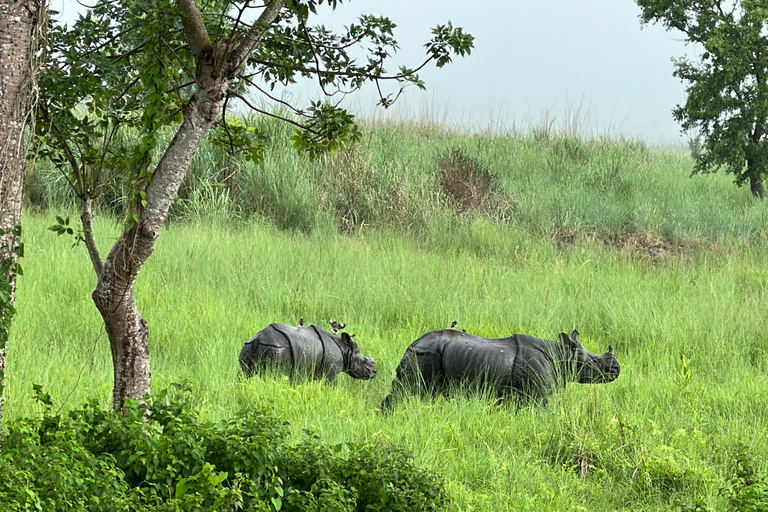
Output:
top-left (382, 329), bottom-right (620, 412)
top-left (239, 323), bottom-right (377, 383)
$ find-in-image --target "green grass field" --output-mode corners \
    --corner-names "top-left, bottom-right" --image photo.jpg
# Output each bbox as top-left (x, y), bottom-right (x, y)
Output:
top-left (10, 122), bottom-right (768, 510)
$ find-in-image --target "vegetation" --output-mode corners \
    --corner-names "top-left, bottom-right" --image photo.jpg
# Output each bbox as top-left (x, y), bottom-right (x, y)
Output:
top-left (0, 385), bottom-right (445, 510)
top-left (29, 114), bottom-right (768, 241)
top-left (36, 0), bottom-right (472, 411)
top-left (11, 122), bottom-right (768, 509)
top-left (637, 0), bottom-right (768, 199)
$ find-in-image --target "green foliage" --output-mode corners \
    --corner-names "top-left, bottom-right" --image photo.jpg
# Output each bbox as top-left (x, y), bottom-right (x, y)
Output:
top-left (36, 0), bottom-right (189, 220)
top-left (637, 0), bottom-right (768, 195)
top-left (35, 0), bottom-right (474, 230)
top-left (210, 117), bottom-right (268, 166)
top-left (723, 444), bottom-right (768, 511)
top-left (10, 212), bottom-right (768, 510)
top-left (0, 385), bottom-right (447, 511)
top-left (290, 102), bottom-right (362, 159)
top-left (425, 22), bottom-right (474, 68)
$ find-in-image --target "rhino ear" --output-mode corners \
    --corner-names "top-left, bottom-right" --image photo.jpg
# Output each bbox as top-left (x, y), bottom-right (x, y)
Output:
top-left (571, 330), bottom-right (580, 344)
top-left (558, 332), bottom-right (571, 345)
top-left (340, 332), bottom-right (356, 348)
top-left (607, 345), bottom-right (614, 355)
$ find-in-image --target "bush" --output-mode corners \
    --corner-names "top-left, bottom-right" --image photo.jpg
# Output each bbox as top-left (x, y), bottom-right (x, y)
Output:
top-left (0, 385), bottom-right (447, 511)
top-left (723, 444), bottom-right (768, 512)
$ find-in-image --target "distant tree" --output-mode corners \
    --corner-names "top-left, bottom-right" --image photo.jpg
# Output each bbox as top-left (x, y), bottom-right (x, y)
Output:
top-left (637, 0), bottom-right (768, 198)
top-left (36, 0), bottom-right (473, 411)
top-left (0, 0), bottom-right (43, 445)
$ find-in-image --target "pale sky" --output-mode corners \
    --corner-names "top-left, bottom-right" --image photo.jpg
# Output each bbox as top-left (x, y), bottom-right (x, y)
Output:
top-left (52, 0), bottom-right (691, 144)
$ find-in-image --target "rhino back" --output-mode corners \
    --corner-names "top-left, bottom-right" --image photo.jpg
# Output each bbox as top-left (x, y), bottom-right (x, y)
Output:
top-left (401, 330), bottom-right (518, 389)
top-left (240, 323), bottom-right (343, 378)
top-left (243, 324), bottom-right (294, 367)
top-left (442, 336), bottom-right (517, 384)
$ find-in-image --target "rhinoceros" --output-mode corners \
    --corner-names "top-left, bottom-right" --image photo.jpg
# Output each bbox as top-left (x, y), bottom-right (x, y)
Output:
top-left (239, 323), bottom-right (377, 383)
top-left (381, 329), bottom-right (619, 412)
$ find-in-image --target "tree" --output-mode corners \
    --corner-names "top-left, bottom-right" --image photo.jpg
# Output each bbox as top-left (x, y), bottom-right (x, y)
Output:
top-left (0, 0), bottom-right (43, 444)
top-left (637, 0), bottom-right (768, 198)
top-left (37, 0), bottom-right (473, 411)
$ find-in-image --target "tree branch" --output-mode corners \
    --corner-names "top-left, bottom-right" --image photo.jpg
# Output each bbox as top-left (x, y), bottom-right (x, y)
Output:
top-left (227, 0), bottom-right (286, 76)
top-left (239, 75), bottom-right (304, 115)
top-left (229, 91), bottom-right (320, 135)
top-left (80, 197), bottom-right (103, 275)
top-left (246, 56), bottom-right (435, 82)
top-left (176, 0), bottom-right (213, 65)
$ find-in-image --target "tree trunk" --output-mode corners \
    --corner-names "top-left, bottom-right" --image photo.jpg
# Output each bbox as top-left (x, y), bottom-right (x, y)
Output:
top-left (93, 0), bottom-right (285, 411)
top-left (93, 84), bottom-right (228, 411)
top-left (0, 0), bottom-right (41, 445)
top-left (749, 174), bottom-right (765, 200)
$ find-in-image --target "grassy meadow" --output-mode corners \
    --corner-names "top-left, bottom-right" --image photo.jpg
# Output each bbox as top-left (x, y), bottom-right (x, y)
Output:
top-left (11, 120), bottom-right (768, 510)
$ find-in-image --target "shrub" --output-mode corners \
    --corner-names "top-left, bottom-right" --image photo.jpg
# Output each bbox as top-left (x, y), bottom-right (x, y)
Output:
top-left (438, 148), bottom-right (494, 213)
top-left (0, 385), bottom-right (447, 511)
top-left (723, 444), bottom-right (768, 512)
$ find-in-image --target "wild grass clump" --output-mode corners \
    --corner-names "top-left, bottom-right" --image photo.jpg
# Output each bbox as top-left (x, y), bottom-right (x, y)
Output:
top-left (439, 148), bottom-right (494, 212)
top-left (313, 145), bottom-right (444, 233)
top-left (25, 111), bottom-right (768, 243)
top-left (0, 385), bottom-right (447, 511)
top-left (542, 410), bottom-right (717, 503)
top-left (9, 214), bottom-right (768, 510)
top-left (437, 148), bottom-right (514, 223)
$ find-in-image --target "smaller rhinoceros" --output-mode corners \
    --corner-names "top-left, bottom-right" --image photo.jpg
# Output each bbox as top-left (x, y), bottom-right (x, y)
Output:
top-left (239, 323), bottom-right (377, 383)
top-left (381, 329), bottom-right (619, 412)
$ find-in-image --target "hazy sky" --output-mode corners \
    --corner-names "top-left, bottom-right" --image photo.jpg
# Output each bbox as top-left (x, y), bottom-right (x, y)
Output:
top-left (52, 0), bottom-right (691, 143)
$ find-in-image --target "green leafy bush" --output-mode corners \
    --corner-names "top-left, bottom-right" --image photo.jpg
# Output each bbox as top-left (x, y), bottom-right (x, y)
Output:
top-left (0, 386), bottom-right (446, 511)
top-left (723, 444), bottom-right (768, 512)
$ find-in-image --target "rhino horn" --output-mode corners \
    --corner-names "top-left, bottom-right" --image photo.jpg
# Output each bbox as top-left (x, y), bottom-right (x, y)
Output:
top-left (608, 345), bottom-right (614, 355)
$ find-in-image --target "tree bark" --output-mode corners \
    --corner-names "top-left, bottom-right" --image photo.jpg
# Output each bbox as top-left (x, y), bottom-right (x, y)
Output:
top-left (92, 84), bottom-right (229, 411)
top-left (747, 158), bottom-right (765, 200)
top-left (0, 0), bottom-right (41, 444)
top-left (91, 0), bottom-right (286, 412)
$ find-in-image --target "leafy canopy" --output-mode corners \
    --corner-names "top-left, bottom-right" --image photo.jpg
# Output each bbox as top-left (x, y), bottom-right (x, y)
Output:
top-left (637, 0), bottom-right (768, 195)
top-left (36, 0), bottom-right (474, 214)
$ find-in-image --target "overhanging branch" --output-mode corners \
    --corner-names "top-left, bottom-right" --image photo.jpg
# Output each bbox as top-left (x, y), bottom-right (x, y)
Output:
top-left (228, 0), bottom-right (286, 76)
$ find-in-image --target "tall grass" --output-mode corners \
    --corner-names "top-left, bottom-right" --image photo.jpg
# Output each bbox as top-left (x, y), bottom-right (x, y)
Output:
top-left (15, 118), bottom-right (768, 510)
top-left (9, 211), bottom-right (768, 510)
top-left (25, 113), bottom-right (768, 242)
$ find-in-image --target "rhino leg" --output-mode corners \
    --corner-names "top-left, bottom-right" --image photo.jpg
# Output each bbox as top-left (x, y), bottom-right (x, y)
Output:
top-left (239, 340), bottom-right (258, 377)
top-left (381, 392), bottom-right (396, 414)
top-left (325, 370), bottom-right (339, 385)
top-left (381, 349), bottom-right (433, 414)
top-left (506, 357), bottom-right (557, 409)
top-left (508, 389), bottom-right (548, 410)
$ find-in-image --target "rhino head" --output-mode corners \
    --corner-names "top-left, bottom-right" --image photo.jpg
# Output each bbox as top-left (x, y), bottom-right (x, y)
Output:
top-left (339, 332), bottom-right (377, 380)
top-left (559, 330), bottom-right (620, 384)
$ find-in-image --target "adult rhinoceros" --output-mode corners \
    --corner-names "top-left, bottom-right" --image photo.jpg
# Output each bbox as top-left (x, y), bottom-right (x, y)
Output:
top-left (381, 329), bottom-right (619, 412)
top-left (239, 323), bottom-right (377, 383)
